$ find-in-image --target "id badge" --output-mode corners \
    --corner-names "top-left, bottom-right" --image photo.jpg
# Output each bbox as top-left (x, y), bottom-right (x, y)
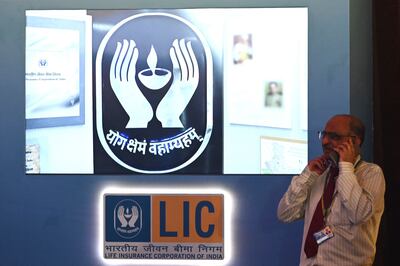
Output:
top-left (313, 226), bottom-right (334, 245)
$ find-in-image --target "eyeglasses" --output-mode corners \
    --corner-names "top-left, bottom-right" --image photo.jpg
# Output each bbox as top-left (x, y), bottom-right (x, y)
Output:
top-left (318, 131), bottom-right (356, 141)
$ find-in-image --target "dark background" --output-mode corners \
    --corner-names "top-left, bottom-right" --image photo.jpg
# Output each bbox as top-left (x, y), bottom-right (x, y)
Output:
top-left (372, 0), bottom-right (400, 265)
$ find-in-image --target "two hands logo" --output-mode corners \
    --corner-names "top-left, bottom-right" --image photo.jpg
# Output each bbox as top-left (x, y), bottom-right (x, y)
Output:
top-left (95, 12), bottom-right (213, 173)
top-left (114, 200), bottom-right (142, 238)
top-left (110, 38), bottom-right (199, 129)
top-left (117, 205), bottom-right (139, 228)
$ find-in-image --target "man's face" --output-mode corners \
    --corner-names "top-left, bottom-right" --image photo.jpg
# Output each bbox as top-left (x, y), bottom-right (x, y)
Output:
top-left (320, 116), bottom-right (359, 155)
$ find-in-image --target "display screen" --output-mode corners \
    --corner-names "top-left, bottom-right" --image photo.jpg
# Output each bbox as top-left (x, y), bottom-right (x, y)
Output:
top-left (25, 8), bottom-right (308, 175)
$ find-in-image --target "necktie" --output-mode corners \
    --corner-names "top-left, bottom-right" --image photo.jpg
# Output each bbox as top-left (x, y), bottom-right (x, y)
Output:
top-left (304, 165), bottom-right (339, 258)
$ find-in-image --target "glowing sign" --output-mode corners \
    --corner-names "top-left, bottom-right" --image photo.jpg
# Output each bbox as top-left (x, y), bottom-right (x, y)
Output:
top-left (98, 187), bottom-right (232, 265)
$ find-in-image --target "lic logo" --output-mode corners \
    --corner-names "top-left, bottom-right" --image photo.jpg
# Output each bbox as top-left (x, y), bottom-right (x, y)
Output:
top-left (114, 199), bottom-right (142, 239)
top-left (38, 58), bottom-right (48, 67)
top-left (95, 12), bottom-right (213, 174)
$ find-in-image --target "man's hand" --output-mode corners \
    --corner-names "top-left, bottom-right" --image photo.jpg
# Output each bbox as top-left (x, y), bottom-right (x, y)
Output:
top-left (334, 138), bottom-right (358, 164)
top-left (308, 154), bottom-right (331, 175)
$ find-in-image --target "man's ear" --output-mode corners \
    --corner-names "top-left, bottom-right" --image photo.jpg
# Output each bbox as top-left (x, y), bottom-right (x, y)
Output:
top-left (354, 136), bottom-right (362, 148)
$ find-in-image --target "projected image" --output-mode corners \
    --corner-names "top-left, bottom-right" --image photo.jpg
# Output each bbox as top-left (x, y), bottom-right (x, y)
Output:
top-left (232, 33), bottom-right (253, 64)
top-left (25, 8), bottom-right (308, 175)
top-left (25, 11), bottom-right (93, 174)
top-left (264, 81), bottom-right (283, 108)
top-left (260, 137), bottom-right (307, 174)
top-left (223, 8), bottom-right (308, 174)
top-left (26, 15), bottom-right (86, 129)
top-left (26, 27), bottom-right (80, 119)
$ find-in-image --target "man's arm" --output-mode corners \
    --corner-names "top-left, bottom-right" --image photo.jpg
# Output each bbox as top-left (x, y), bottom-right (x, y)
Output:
top-left (277, 167), bottom-right (320, 222)
top-left (334, 138), bottom-right (386, 224)
top-left (335, 162), bottom-right (385, 224)
top-left (277, 154), bottom-right (331, 222)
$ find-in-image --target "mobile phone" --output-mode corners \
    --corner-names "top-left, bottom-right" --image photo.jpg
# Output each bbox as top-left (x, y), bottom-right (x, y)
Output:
top-left (329, 151), bottom-right (339, 164)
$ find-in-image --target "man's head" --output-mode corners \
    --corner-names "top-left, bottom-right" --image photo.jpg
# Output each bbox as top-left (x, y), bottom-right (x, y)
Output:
top-left (319, 114), bottom-right (365, 155)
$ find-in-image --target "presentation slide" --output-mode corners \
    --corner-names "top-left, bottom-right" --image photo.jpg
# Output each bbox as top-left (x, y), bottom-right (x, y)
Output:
top-left (25, 8), bottom-right (308, 175)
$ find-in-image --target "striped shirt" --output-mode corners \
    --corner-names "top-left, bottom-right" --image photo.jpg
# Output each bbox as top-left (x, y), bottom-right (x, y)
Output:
top-left (277, 158), bottom-right (385, 266)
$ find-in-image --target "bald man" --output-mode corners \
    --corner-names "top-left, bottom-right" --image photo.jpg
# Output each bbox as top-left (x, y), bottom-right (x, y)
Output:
top-left (277, 114), bottom-right (385, 266)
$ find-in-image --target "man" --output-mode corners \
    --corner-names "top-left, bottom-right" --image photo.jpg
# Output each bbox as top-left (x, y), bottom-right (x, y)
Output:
top-left (277, 114), bottom-right (385, 266)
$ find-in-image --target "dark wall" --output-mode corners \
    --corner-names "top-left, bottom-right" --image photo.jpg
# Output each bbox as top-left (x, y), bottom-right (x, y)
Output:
top-left (350, 0), bottom-right (373, 162)
top-left (373, 0), bottom-right (400, 265)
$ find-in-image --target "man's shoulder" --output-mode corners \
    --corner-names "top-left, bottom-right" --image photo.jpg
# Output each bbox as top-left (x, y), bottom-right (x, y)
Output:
top-left (359, 160), bottom-right (381, 168)
top-left (357, 160), bottom-right (384, 176)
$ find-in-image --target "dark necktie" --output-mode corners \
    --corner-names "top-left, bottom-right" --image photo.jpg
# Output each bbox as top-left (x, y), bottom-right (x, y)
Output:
top-left (304, 165), bottom-right (339, 258)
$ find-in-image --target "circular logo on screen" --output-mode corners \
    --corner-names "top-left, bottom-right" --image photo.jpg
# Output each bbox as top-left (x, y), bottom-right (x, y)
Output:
top-left (95, 12), bottom-right (213, 174)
